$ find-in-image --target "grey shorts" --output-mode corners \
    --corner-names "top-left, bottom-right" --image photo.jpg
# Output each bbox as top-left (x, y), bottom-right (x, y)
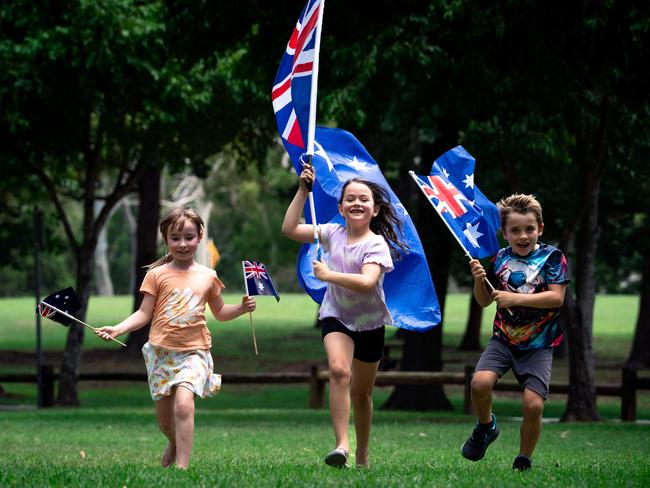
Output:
top-left (475, 338), bottom-right (553, 400)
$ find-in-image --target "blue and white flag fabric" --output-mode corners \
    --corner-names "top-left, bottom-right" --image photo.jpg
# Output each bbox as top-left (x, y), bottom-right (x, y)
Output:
top-left (272, 0), bottom-right (322, 152)
top-left (292, 127), bottom-right (441, 331)
top-left (242, 261), bottom-right (280, 302)
top-left (411, 146), bottom-right (500, 259)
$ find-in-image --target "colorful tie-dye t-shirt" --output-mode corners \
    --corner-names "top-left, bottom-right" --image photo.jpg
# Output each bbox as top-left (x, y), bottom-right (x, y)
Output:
top-left (318, 223), bottom-right (394, 331)
top-left (140, 263), bottom-right (225, 351)
top-left (487, 243), bottom-right (569, 351)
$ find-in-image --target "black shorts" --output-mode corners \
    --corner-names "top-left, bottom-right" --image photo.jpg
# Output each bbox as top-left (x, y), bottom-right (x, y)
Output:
top-left (321, 317), bottom-right (385, 363)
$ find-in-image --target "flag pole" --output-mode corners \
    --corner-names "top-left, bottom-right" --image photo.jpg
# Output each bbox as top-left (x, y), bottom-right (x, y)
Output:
top-left (249, 313), bottom-right (258, 356)
top-left (306, 0), bottom-right (325, 156)
top-left (242, 262), bottom-right (259, 356)
top-left (40, 301), bottom-right (127, 347)
top-left (409, 171), bottom-right (510, 313)
top-left (303, 0), bottom-right (325, 261)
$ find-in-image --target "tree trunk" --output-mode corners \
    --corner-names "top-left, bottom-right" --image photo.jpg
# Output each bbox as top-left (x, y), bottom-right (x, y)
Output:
top-left (93, 200), bottom-right (114, 296)
top-left (561, 101), bottom-right (609, 422)
top-left (626, 253), bottom-right (650, 369)
top-left (458, 295), bottom-right (484, 351)
top-left (126, 166), bottom-right (161, 353)
top-left (57, 247), bottom-right (94, 406)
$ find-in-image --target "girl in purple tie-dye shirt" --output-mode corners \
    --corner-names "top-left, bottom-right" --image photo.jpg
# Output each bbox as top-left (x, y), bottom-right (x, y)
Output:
top-left (282, 165), bottom-right (407, 468)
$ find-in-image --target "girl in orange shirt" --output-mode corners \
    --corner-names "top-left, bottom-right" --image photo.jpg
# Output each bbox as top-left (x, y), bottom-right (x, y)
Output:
top-left (95, 207), bottom-right (256, 469)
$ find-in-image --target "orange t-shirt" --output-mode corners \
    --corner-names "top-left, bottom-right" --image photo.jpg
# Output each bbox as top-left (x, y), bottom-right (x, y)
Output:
top-left (140, 263), bottom-right (225, 351)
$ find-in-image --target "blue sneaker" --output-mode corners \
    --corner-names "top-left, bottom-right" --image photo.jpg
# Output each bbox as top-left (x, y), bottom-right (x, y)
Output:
top-left (461, 414), bottom-right (499, 461)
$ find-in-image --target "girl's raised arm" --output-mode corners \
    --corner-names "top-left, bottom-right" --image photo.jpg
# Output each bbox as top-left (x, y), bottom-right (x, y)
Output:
top-left (282, 166), bottom-right (320, 243)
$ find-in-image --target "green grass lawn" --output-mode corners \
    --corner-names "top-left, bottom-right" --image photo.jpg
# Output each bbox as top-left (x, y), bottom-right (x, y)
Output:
top-left (1, 397), bottom-right (649, 487)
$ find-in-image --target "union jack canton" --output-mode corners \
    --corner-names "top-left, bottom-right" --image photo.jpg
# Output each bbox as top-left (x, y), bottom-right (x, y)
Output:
top-left (272, 0), bottom-right (322, 152)
top-left (242, 261), bottom-right (280, 302)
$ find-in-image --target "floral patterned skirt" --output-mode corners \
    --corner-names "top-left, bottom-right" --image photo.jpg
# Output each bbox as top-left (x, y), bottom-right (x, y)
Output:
top-left (142, 342), bottom-right (221, 401)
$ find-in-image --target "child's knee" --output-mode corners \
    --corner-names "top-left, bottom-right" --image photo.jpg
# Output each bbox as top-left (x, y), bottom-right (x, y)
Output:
top-left (350, 386), bottom-right (372, 405)
top-left (175, 398), bottom-right (195, 419)
top-left (523, 393), bottom-right (544, 418)
top-left (329, 364), bottom-right (352, 384)
top-left (471, 375), bottom-right (494, 396)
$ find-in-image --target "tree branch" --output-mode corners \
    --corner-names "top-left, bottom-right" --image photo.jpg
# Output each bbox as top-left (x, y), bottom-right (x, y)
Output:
top-left (29, 159), bottom-right (80, 256)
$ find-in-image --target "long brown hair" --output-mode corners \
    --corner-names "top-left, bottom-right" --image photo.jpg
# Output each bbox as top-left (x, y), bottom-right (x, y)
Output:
top-left (146, 207), bottom-right (204, 269)
top-left (339, 178), bottom-right (409, 259)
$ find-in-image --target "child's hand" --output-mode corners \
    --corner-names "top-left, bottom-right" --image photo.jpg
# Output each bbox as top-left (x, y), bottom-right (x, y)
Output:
top-left (94, 326), bottom-right (119, 342)
top-left (299, 163), bottom-right (315, 191)
top-left (241, 295), bottom-right (256, 312)
top-left (313, 257), bottom-right (330, 282)
top-left (491, 290), bottom-right (518, 308)
top-left (469, 259), bottom-right (486, 282)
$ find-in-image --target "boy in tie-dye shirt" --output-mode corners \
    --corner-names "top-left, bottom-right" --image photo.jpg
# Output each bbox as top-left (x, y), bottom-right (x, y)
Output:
top-left (461, 194), bottom-right (569, 471)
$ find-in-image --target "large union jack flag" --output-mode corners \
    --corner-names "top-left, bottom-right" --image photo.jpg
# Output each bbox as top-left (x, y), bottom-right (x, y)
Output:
top-left (242, 261), bottom-right (280, 302)
top-left (411, 146), bottom-right (500, 259)
top-left (272, 0), bottom-right (322, 152)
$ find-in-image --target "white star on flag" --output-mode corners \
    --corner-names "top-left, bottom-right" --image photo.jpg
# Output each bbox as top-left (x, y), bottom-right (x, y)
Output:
top-left (314, 141), bottom-right (334, 172)
top-left (463, 221), bottom-right (483, 248)
top-left (347, 156), bottom-right (372, 172)
top-left (463, 173), bottom-right (474, 189)
top-left (442, 167), bottom-right (450, 178)
top-left (256, 281), bottom-right (265, 293)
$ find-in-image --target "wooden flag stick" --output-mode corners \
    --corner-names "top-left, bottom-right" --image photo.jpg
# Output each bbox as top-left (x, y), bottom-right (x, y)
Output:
top-left (40, 301), bottom-right (127, 347)
top-left (249, 312), bottom-right (258, 356)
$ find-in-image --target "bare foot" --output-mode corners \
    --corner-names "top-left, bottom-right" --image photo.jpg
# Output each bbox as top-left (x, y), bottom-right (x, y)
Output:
top-left (355, 449), bottom-right (369, 468)
top-left (161, 442), bottom-right (176, 468)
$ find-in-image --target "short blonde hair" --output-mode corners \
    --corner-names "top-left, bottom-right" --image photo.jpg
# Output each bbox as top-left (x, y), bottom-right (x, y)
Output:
top-left (496, 193), bottom-right (543, 229)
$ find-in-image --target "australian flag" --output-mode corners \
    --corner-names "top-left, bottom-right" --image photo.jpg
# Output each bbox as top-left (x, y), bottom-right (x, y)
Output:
top-left (36, 287), bottom-right (82, 327)
top-left (294, 127), bottom-right (441, 331)
top-left (272, 0), bottom-right (322, 152)
top-left (411, 146), bottom-right (500, 259)
top-left (242, 261), bottom-right (280, 302)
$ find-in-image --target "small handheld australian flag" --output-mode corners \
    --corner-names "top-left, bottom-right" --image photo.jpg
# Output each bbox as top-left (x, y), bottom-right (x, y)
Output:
top-left (242, 261), bottom-right (280, 302)
top-left (37, 287), bottom-right (82, 326)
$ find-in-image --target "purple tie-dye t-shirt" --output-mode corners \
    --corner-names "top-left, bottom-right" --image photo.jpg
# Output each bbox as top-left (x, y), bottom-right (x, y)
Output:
top-left (318, 223), bottom-right (394, 331)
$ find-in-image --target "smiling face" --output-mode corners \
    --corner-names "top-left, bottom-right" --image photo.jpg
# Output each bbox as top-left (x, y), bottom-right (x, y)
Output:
top-left (165, 219), bottom-right (202, 264)
top-left (502, 211), bottom-right (544, 257)
top-left (338, 181), bottom-right (379, 227)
